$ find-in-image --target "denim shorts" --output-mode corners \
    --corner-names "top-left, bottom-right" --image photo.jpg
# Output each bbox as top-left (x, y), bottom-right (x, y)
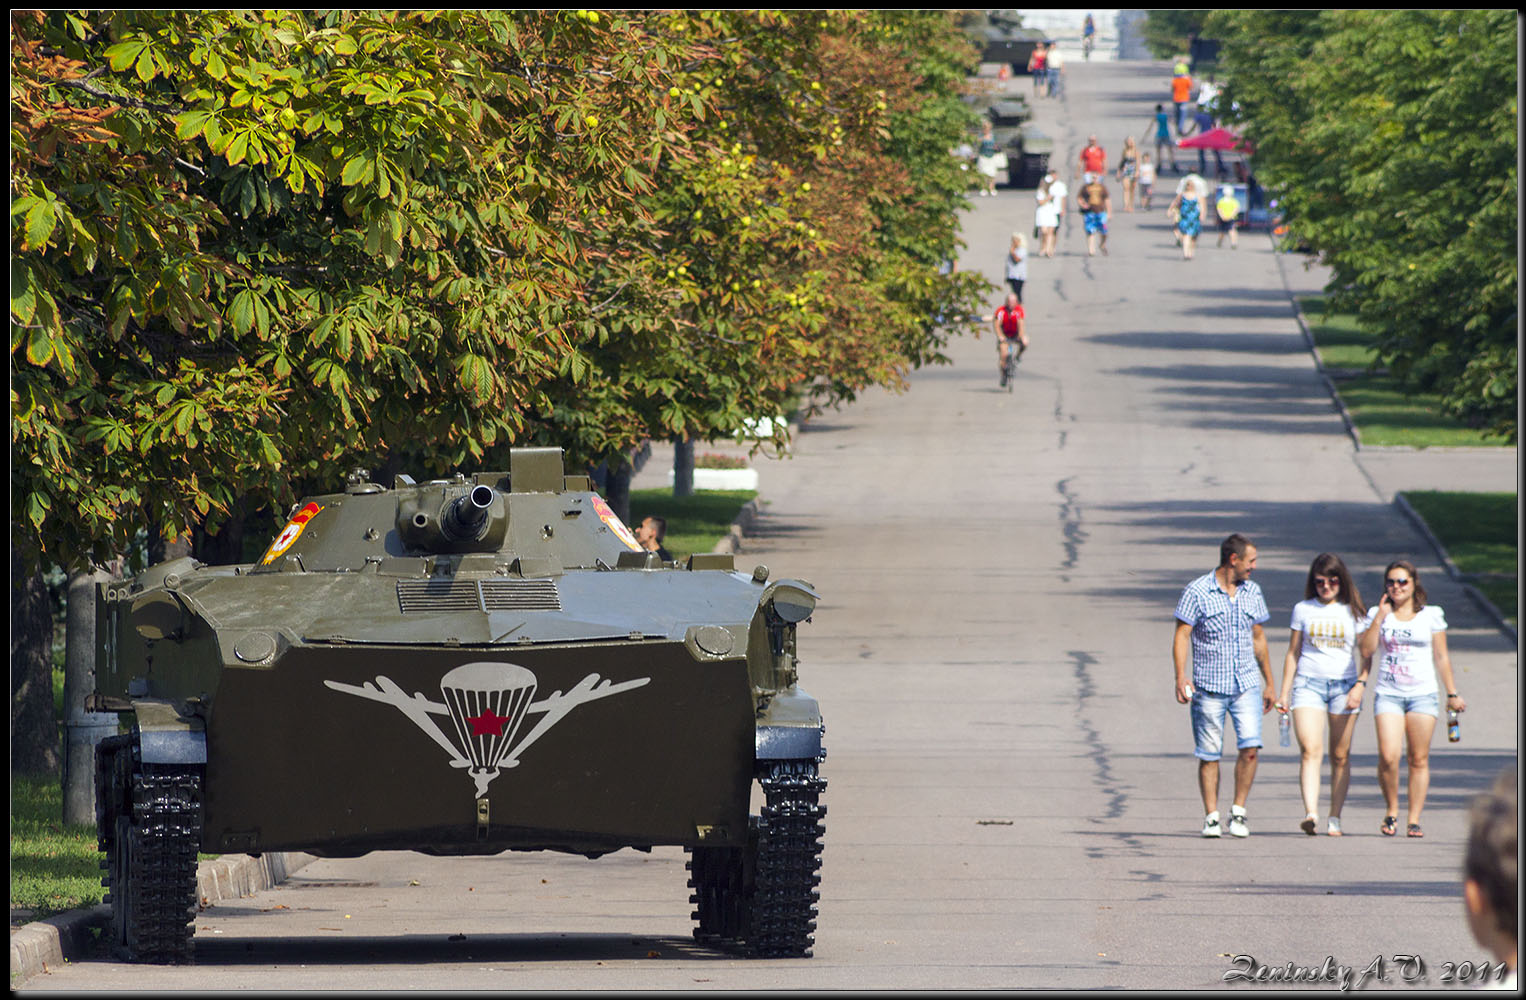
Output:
top-left (1191, 688), bottom-right (1265, 761)
top-left (1374, 691), bottom-right (1440, 718)
top-left (1291, 674), bottom-right (1361, 715)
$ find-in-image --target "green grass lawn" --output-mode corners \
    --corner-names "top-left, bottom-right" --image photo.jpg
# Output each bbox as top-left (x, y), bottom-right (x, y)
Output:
top-left (628, 488), bottom-right (756, 563)
top-left (1300, 296), bottom-right (1508, 448)
top-left (10, 775), bottom-right (106, 920)
top-left (1400, 490), bottom-right (1518, 625)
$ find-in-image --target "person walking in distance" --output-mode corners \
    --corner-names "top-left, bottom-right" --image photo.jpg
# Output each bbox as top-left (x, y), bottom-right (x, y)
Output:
top-left (1169, 178), bottom-right (1207, 260)
top-left (1214, 185), bottom-right (1241, 249)
top-left (974, 119), bottom-right (1001, 198)
top-left (1034, 170), bottom-right (1066, 258)
top-left (1027, 42), bottom-right (1048, 98)
top-left (1173, 534), bottom-right (1274, 839)
top-left (1170, 64), bottom-right (1193, 135)
top-left (1115, 136), bottom-right (1140, 213)
top-left (1275, 553), bottom-right (1371, 837)
top-left (1358, 559), bottom-right (1465, 839)
top-left (1148, 104), bottom-right (1179, 174)
top-left (1137, 152), bottom-right (1157, 210)
top-left (1076, 172), bottom-right (1111, 257)
top-left (991, 291), bottom-right (1027, 387)
top-left (1077, 133), bottom-right (1107, 183)
top-left (1004, 231), bottom-right (1028, 303)
top-left (1046, 42), bottom-right (1065, 98)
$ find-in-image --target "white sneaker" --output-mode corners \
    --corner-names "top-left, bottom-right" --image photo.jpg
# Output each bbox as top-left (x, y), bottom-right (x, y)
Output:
top-left (1201, 812), bottom-right (1222, 838)
top-left (1228, 808), bottom-right (1250, 838)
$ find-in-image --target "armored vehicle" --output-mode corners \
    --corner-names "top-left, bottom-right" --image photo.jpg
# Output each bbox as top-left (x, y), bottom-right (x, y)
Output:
top-left (968, 96), bottom-right (1052, 190)
top-left (978, 17), bottom-right (1047, 73)
top-left (1005, 123), bottom-right (1053, 189)
top-left (90, 448), bottom-right (825, 963)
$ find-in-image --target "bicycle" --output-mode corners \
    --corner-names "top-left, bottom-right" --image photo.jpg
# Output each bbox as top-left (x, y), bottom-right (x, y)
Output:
top-left (999, 336), bottom-right (1025, 391)
top-left (1082, 35), bottom-right (1094, 61)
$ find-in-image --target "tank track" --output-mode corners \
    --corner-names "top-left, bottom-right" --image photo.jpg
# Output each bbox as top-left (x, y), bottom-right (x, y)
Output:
top-left (97, 735), bottom-right (202, 964)
top-left (687, 757), bottom-right (825, 958)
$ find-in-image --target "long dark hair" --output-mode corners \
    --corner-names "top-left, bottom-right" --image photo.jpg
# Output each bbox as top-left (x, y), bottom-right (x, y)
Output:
top-left (1383, 559), bottom-right (1428, 611)
top-left (1303, 552), bottom-right (1365, 619)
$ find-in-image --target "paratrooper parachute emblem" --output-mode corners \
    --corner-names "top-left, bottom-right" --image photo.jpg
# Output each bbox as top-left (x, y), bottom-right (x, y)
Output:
top-left (324, 663), bottom-right (650, 796)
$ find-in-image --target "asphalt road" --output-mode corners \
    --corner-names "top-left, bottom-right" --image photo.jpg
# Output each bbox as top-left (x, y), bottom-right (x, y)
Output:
top-left (19, 58), bottom-right (1518, 993)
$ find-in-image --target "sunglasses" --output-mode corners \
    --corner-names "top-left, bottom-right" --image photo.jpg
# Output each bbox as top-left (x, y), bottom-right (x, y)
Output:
top-left (1385, 578), bottom-right (1412, 587)
top-left (1314, 576), bottom-right (1340, 586)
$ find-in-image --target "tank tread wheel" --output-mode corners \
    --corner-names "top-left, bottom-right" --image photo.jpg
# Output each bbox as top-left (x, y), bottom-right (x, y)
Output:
top-left (685, 757), bottom-right (825, 958)
top-left (99, 735), bottom-right (202, 964)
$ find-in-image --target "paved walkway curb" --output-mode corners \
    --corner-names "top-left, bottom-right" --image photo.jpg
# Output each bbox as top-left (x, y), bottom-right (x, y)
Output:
top-left (1277, 248), bottom-right (1365, 450)
top-left (10, 851), bottom-right (314, 989)
top-left (713, 498), bottom-right (760, 556)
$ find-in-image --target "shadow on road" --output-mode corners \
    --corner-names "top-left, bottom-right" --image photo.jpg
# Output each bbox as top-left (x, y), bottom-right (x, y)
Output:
top-left (185, 931), bottom-right (729, 968)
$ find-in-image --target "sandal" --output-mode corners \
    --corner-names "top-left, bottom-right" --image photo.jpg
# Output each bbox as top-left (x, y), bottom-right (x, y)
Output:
top-left (1407, 823), bottom-right (1424, 838)
top-left (1300, 814), bottom-right (1317, 836)
top-left (1381, 815), bottom-right (1397, 836)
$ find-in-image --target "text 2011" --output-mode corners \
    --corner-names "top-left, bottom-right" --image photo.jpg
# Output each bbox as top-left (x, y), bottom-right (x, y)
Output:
top-left (1437, 959), bottom-right (1511, 985)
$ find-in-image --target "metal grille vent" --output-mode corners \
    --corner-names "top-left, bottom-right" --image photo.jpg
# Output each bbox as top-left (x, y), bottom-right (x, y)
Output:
top-left (397, 579), bottom-right (562, 614)
top-left (481, 579), bottom-right (561, 612)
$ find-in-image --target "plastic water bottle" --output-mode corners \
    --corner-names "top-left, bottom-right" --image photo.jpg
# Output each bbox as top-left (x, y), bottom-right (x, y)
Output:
top-left (1447, 708), bottom-right (1461, 743)
top-left (1278, 709), bottom-right (1291, 747)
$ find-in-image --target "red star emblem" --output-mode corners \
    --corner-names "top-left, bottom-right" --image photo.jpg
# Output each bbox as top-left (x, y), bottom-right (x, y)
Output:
top-left (466, 708), bottom-right (512, 737)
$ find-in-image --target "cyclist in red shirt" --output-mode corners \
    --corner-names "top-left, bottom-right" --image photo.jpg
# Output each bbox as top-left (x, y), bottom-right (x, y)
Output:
top-left (992, 292), bottom-right (1028, 385)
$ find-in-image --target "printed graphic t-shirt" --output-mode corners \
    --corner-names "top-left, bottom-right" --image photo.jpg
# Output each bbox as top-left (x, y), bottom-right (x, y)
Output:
top-left (1288, 598), bottom-right (1361, 681)
top-left (1361, 605), bottom-right (1447, 696)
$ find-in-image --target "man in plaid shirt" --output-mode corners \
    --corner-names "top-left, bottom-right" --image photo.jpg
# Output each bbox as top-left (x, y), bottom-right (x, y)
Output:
top-left (1173, 534), bottom-right (1274, 838)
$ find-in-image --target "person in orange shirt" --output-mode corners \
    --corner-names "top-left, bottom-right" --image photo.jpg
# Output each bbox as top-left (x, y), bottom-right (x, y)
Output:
top-left (1078, 134), bottom-right (1107, 182)
top-left (1171, 71), bottom-right (1193, 136)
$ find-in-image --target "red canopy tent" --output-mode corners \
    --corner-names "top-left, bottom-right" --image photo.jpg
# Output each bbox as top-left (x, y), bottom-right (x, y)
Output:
top-left (1178, 126), bottom-right (1252, 153)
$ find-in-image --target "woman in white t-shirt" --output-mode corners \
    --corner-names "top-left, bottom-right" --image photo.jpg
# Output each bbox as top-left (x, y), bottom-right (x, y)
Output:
top-left (1034, 173), bottom-right (1066, 258)
top-left (1276, 553), bottom-right (1370, 837)
top-left (1358, 559), bottom-right (1466, 839)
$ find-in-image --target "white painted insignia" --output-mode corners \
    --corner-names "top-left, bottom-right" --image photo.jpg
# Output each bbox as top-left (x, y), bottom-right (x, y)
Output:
top-left (324, 662), bottom-right (651, 796)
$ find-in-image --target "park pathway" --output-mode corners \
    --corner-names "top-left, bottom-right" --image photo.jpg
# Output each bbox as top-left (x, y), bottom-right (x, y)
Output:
top-left (18, 58), bottom-right (1516, 994)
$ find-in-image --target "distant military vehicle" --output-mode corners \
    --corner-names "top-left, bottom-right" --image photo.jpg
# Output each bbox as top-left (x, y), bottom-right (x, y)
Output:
top-left (91, 448), bottom-right (826, 962)
top-left (978, 13), bottom-right (1047, 73)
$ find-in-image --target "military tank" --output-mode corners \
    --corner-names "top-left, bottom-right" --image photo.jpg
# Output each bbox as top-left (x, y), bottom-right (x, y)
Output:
top-left (89, 447), bottom-right (825, 962)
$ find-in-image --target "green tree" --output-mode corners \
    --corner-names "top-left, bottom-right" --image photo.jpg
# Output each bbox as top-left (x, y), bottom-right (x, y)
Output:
top-left (12, 10), bottom-right (988, 572)
top-left (1207, 9), bottom-right (1517, 439)
top-left (526, 11), bottom-right (988, 475)
top-left (1140, 10), bottom-right (1211, 60)
top-left (11, 10), bottom-right (698, 571)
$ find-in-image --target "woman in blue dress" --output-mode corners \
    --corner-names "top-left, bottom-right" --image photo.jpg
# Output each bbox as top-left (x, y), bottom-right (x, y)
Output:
top-left (1171, 178), bottom-right (1205, 260)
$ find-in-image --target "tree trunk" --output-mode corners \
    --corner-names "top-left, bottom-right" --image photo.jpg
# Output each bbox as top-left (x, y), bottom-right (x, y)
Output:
top-left (62, 567), bottom-right (119, 824)
top-left (149, 526), bottom-right (193, 566)
top-left (193, 497), bottom-right (252, 566)
top-left (673, 435), bottom-right (695, 498)
top-left (10, 544), bottom-right (60, 777)
top-left (605, 458), bottom-right (634, 525)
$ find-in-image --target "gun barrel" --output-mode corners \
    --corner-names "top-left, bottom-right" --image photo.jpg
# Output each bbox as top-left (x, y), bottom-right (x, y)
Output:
top-left (440, 485), bottom-right (496, 542)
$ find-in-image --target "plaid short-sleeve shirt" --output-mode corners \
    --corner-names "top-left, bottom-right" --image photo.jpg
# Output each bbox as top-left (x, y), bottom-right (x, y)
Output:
top-left (1175, 571), bottom-right (1269, 695)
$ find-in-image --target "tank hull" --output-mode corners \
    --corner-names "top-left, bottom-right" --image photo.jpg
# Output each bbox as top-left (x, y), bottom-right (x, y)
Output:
top-left (203, 641), bottom-right (754, 856)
